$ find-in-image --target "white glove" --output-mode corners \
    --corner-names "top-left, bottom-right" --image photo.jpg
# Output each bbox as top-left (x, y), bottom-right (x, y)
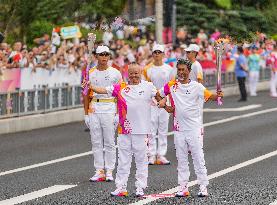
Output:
top-left (84, 115), bottom-right (90, 129)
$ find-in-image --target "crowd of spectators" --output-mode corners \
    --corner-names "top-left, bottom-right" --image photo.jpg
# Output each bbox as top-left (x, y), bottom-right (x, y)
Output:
top-left (0, 22), bottom-right (276, 81)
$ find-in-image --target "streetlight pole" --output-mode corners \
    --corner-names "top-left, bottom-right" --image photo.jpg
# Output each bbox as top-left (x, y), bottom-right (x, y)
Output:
top-left (155, 0), bottom-right (163, 44)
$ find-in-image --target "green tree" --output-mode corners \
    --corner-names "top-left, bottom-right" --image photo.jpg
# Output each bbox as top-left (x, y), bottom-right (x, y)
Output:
top-left (176, 0), bottom-right (273, 42)
top-left (0, 0), bottom-right (127, 44)
top-left (262, 0), bottom-right (277, 35)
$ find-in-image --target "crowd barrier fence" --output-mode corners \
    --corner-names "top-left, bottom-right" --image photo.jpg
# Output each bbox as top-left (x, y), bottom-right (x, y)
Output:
top-left (0, 68), bottom-right (271, 119)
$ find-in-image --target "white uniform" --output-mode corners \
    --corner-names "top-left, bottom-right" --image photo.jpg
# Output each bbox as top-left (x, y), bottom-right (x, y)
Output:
top-left (160, 80), bottom-right (210, 187)
top-left (143, 63), bottom-right (174, 158)
top-left (189, 60), bottom-right (204, 147)
top-left (88, 66), bottom-right (122, 172)
top-left (270, 52), bottom-right (277, 97)
top-left (106, 80), bottom-right (157, 189)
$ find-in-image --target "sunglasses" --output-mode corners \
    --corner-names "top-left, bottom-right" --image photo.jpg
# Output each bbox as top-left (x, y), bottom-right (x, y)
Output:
top-left (186, 51), bottom-right (193, 54)
top-left (153, 50), bottom-right (163, 55)
top-left (98, 52), bottom-right (110, 56)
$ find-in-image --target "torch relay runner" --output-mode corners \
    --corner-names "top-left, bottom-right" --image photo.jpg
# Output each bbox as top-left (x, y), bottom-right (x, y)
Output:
top-left (84, 45), bottom-right (122, 183)
top-left (143, 43), bottom-right (175, 165)
top-left (157, 59), bottom-right (223, 197)
top-left (185, 44), bottom-right (205, 149)
top-left (89, 63), bottom-right (160, 197)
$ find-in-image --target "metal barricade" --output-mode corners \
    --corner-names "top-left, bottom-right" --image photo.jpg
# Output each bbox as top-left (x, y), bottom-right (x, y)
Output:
top-left (0, 68), bottom-right (272, 119)
top-left (0, 85), bottom-right (83, 119)
top-left (203, 68), bottom-right (270, 89)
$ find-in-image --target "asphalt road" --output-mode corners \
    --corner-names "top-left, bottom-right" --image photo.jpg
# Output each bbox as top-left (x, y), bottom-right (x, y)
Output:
top-left (0, 91), bottom-right (277, 205)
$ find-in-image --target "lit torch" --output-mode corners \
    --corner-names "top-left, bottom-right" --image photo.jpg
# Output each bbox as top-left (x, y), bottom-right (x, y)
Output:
top-left (215, 38), bottom-right (229, 105)
top-left (82, 33), bottom-right (96, 96)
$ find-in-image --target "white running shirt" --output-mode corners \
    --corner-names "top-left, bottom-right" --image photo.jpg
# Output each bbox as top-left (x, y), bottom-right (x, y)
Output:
top-left (189, 60), bottom-right (203, 82)
top-left (106, 80), bottom-right (157, 134)
top-left (89, 66), bottom-right (122, 113)
top-left (143, 63), bottom-right (174, 89)
top-left (159, 80), bottom-right (212, 131)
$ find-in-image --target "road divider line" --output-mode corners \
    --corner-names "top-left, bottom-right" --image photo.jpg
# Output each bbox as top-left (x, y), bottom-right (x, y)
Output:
top-left (168, 107), bottom-right (277, 135)
top-left (1, 107), bottom-right (277, 177)
top-left (0, 152), bottom-right (92, 177)
top-left (204, 104), bottom-right (262, 112)
top-left (0, 185), bottom-right (77, 205)
top-left (270, 200), bottom-right (277, 205)
top-left (129, 149), bottom-right (277, 205)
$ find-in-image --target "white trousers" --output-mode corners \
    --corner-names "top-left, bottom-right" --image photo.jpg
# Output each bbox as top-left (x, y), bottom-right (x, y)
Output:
top-left (199, 102), bottom-right (204, 149)
top-left (115, 134), bottom-right (148, 189)
top-left (89, 113), bottom-right (116, 171)
top-left (249, 71), bottom-right (260, 96)
top-left (149, 106), bottom-right (169, 157)
top-left (270, 71), bottom-right (277, 96)
top-left (174, 130), bottom-right (209, 187)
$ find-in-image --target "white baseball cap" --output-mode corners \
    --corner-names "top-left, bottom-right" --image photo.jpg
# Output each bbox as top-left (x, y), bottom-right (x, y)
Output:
top-left (152, 44), bottom-right (165, 52)
top-left (185, 44), bottom-right (200, 52)
top-left (96, 45), bottom-right (110, 54)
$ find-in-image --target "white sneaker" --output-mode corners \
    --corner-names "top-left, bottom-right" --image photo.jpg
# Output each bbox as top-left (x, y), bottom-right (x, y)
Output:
top-left (156, 156), bottom-right (170, 165)
top-left (148, 156), bottom-right (156, 165)
top-left (197, 185), bottom-right (208, 197)
top-left (175, 185), bottom-right (190, 197)
top-left (89, 169), bottom-right (106, 182)
top-left (136, 187), bottom-right (144, 197)
top-left (106, 170), bottom-right (114, 182)
top-left (111, 187), bottom-right (128, 197)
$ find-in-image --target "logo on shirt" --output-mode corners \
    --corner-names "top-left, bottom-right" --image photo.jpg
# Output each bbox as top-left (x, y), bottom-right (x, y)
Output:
top-left (173, 84), bottom-right (178, 92)
top-left (123, 87), bottom-right (130, 93)
top-left (138, 90), bottom-right (144, 95)
top-left (105, 75), bottom-right (110, 81)
top-left (185, 89), bottom-right (191, 95)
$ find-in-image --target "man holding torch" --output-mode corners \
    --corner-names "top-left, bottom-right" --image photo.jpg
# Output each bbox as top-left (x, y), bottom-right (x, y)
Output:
top-left (83, 42), bottom-right (122, 182)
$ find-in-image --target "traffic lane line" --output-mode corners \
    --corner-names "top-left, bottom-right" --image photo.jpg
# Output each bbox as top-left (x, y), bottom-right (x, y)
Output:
top-left (204, 104), bottom-right (262, 112)
top-left (1, 150), bottom-right (276, 205)
top-left (270, 200), bottom-right (277, 205)
top-left (0, 152), bottom-right (92, 177)
top-left (1, 107), bottom-right (277, 177)
top-left (129, 149), bottom-right (277, 205)
top-left (0, 185), bottom-right (77, 205)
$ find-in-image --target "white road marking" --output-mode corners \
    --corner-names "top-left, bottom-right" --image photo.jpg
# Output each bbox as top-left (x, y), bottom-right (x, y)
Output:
top-left (269, 199), bottom-right (277, 205)
top-left (0, 151), bottom-right (92, 177)
top-left (1, 107), bottom-right (277, 177)
top-left (129, 149), bottom-right (277, 205)
top-left (0, 185), bottom-right (77, 205)
top-left (168, 107), bottom-right (277, 135)
top-left (204, 104), bottom-right (262, 112)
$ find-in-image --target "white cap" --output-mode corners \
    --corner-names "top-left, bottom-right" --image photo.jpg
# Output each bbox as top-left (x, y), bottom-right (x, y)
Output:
top-left (96, 45), bottom-right (110, 54)
top-left (185, 44), bottom-right (200, 52)
top-left (152, 44), bottom-right (165, 52)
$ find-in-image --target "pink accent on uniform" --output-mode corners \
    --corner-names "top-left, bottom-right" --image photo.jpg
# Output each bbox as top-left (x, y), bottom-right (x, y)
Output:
top-left (164, 84), bottom-right (171, 96)
top-left (164, 80), bottom-right (180, 131)
top-left (112, 83), bottom-right (130, 134)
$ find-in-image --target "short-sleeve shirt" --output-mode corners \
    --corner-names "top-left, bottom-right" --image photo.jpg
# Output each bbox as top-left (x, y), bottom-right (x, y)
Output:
top-left (235, 54), bottom-right (247, 77)
top-left (89, 66), bottom-right (122, 113)
top-left (189, 61), bottom-right (203, 82)
top-left (159, 80), bottom-right (212, 131)
top-left (143, 63), bottom-right (174, 89)
top-left (248, 54), bottom-right (260, 72)
top-left (106, 80), bottom-right (157, 134)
